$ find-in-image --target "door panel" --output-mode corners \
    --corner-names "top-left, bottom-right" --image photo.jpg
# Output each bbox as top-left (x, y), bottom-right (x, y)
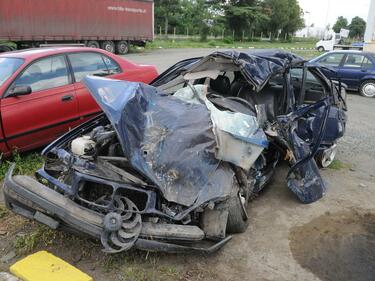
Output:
top-left (73, 82), bottom-right (101, 122)
top-left (1, 85), bottom-right (79, 152)
top-left (0, 106), bottom-right (9, 156)
top-left (1, 55), bottom-right (79, 152)
top-left (317, 53), bottom-right (345, 80)
top-left (339, 54), bottom-right (371, 90)
top-left (68, 52), bottom-right (127, 122)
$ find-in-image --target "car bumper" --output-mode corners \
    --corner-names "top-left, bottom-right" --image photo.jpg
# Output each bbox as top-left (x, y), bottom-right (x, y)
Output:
top-left (2, 163), bottom-right (231, 253)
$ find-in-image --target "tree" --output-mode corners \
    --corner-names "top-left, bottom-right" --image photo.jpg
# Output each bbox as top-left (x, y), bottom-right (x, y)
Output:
top-left (282, 0), bottom-right (304, 38)
top-left (224, 0), bottom-right (269, 40)
top-left (349, 16), bottom-right (366, 38)
top-left (332, 16), bottom-right (348, 33)
top-left (154, 0), bottom-right (182, 37)
top-left (263, 0), bottom-right (303, 39)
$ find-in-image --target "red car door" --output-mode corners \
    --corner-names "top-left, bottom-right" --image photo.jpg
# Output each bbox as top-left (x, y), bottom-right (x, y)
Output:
top-left (0, 106), bottom-right (9, 155)
top-left (68, 51), bottom-right (151, 123)
top-left (68, 52), bottom-right (120, 123)
top-left (0, 55), bottom-right (79, 152)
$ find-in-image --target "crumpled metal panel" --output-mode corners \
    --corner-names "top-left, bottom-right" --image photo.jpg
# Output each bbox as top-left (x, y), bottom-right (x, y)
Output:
top-left (174, 84), bottom-right (268, 170)
top-left (186, 50), bottom-right (304, 92)
top-left (277, 99), bottom-right (331, 203)
top-left (84, 76), bottom-right (234, 207)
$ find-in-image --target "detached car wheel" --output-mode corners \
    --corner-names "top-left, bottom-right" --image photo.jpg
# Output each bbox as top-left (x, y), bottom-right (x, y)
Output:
top-left (226, 187), bottom-right (249, 234)
top-left (359, 80), bottom-right (375, 98)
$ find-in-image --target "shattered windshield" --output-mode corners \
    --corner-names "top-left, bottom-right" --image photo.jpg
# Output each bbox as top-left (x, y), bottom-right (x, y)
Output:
top-left (0, 57), bottom-right (24, 87)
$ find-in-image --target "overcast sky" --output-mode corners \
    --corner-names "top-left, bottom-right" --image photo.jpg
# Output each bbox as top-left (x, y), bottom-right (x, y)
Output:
top-left (298, 0), bottom-right (371, 28)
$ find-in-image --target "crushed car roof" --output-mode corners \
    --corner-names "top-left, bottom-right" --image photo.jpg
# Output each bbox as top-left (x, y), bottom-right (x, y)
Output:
top-left (184, 50), bottom-right (305, 92)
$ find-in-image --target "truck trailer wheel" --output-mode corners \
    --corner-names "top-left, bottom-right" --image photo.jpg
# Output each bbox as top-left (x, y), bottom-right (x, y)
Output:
top-left (101, 41), bottom-right (115, 53)
top-left (0, 45), bottom-right (13, 53)
top-left (116, 41), bottom-right (129, 55)
top-left (86, 41), bottom-right (100, 49)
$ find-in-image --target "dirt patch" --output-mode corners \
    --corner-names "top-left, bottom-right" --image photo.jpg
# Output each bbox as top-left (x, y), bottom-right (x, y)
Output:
top-left (289, 209), bottom-right (375, 281)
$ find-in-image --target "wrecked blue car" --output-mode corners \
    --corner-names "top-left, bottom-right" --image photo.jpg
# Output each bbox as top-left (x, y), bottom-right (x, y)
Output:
top-left (3, 50), bottom-right (347, 253)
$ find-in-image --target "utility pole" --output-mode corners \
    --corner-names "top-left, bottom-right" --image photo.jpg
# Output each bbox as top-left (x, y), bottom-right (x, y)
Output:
top-left (324, 0), bottom-right (330, 37)
top-left (305, 11), bottom-right (311, 37)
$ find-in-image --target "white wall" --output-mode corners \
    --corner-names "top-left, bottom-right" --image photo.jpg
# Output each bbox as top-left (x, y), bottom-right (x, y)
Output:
top-left (295, 27), bottom-right (326, 38)
top-left (364, 0), bottom-right (375, 51)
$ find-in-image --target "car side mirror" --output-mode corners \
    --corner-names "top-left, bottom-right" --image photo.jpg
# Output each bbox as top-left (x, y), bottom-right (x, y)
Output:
top-left (7, 85), bottom-right (32, 97)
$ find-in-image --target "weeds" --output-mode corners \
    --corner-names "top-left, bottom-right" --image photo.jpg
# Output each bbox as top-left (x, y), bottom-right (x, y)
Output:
top-left (146, 38), bottom-right (317, 50)
top-left (102, 250), bottom-right (179, 281)
top-left (0, 151), bottom-right (43, 181)
top-left (120, 262), bottom-right (179, 281)
top-left (0, 205), bottom-right (8, 219)
top-left (142, 39), bottom-right (320, 59)
top-left (14, 225), bottom-right (56, 255)
top-left (327, 159), bottom-right (349, 170)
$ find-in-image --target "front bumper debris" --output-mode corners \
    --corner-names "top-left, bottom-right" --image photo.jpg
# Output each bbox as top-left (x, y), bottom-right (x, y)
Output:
top-left (2, 164), bottom-right (231, 253)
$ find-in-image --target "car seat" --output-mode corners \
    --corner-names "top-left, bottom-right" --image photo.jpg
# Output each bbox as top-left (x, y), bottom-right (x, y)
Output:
top-left (233, 82), bottom-right (281, 121)
top-left (209, 75), bottom-right (231, 96)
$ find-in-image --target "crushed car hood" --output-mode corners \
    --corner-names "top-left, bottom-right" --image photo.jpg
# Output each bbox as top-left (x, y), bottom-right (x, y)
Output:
top-left (84, 76), bottom-right (239, 207)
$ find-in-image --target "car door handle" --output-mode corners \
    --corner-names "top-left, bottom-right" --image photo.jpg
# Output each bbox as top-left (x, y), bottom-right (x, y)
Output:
top-left (361, 69), bottom-right (367, 72)
top-left (61, 95), bottom-right (73, 102)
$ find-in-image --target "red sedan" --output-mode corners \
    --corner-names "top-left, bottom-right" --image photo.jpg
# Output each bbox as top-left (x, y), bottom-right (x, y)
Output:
top-left (0, 47), bottom-right (158, 157)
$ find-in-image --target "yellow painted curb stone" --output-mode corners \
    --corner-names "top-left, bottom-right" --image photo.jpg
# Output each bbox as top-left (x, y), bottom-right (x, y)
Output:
top-left (10, 251), bottom-right (92, 281)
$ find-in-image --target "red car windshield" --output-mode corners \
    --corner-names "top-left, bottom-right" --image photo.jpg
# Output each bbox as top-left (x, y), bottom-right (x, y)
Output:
top-left (0, 57), bottom-right (24, 86)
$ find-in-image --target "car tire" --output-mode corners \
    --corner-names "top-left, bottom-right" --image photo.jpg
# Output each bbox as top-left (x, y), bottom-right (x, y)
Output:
top-left (101, 41), bottom-right (115, 53)
top-left (86, 41), bottom-right (100, 49)
top-left (0, 45), bottom-right (13, 53)
top-left (317, 46), bottom-right (325, 52)
top-left (116, 41), bottom-right (129, 55)
top-left (359, 80), bottom-right (375, 98)
top-left (226, 183), bottom-right (248, 234)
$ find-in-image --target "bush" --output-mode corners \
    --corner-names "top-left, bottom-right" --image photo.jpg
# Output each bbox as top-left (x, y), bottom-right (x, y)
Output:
top-left (208, 40), bottom-right (217, 47)
top-left (223, 37), bottom-right (234, 44)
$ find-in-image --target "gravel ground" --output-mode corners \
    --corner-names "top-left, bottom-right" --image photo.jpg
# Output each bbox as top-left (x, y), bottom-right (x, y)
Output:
top-left (1, 48), bottom-right (374, 281)
top-left (337, 93), bottom-right (375, 177)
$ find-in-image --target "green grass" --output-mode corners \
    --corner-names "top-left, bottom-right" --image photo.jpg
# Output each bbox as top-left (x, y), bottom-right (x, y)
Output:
top-left (144, 39), bottom-right (320, 59)
top-left (327, 159), bottom-right (349, 170)
top-left (0, 205), bottom-right (9, 219)
top-left (101, 251), bottom-right (180, 281)
top-left (0, 152), bottom-right (44, 181)
top-left (14, 224), bottom-right (57, 255)
top-left (121, 265), bottom-right (179, 281)
top-left (147, 38), bottom-right (316, 49)
top-left (0, 41), bottom-right (16, 48)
